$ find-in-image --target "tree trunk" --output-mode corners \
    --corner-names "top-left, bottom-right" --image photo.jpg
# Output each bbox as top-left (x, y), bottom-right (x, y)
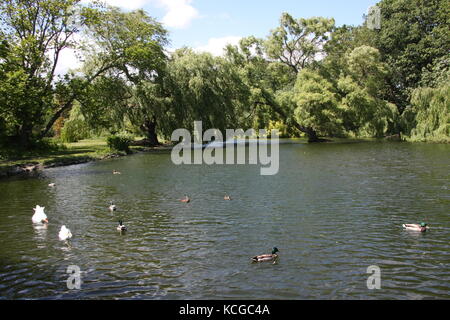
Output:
top-left (17, 124), bottom-right (33, 149)
top-left (306, 128), bottom-right (320, 143)
top-left (141, 117), bottom-right (160, 146)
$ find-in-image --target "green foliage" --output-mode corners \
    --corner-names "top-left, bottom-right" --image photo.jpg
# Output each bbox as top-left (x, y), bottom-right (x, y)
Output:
top-left (107, 134), bottom-right (132, 154)
top-left (77, 76), bottom-right (130, 133)
top-left (0, 1), bottom-right (168, 148)
top-left (407, 84), bottom-right (450, 142)
top-left (336, 45), bottom-right (398, 137)
top-left (293, 69), bottom-right (342, 136)
top-left (83, 7), bottom-right (168, 78)
top-left (164, 49), bottom-right (252, 135)
top-left (419, 56), bottom-right (450, 88)
top-left (370, 0), bottom-right (450, 111)
top-left (225, 37), bottom-right (300, 135)
top-left (60, 104), bottom-right (91, 143)
top-left (79, 7), bottom-right (168, 145)
top-left (0, 137), bottom-right (66, 160)
top-left (2, 2), bottom-right (449, 150)
top-left (265, 13), bottom-right (335, 73)
top-left (0, 0), bottom-right (95, 145)
top-left (267, 120), bottom-right (294, 138)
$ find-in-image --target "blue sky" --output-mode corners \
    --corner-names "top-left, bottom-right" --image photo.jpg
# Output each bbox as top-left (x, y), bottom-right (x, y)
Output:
top-left (59, 0), bottom-right (379, 73)
top-left (97, 0), bottom-right (380, 53)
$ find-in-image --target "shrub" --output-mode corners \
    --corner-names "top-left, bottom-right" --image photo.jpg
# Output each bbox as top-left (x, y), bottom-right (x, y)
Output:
top-left (107, 134), bottom-right (132, 154)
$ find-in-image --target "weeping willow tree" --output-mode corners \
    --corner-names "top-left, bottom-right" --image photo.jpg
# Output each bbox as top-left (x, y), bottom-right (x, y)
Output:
top-left (407, 84), bottom-right (450, 142)
top-left (60, 103), bottom-right (92, 143)
top-left (164, 49), bottom-right (252, 136)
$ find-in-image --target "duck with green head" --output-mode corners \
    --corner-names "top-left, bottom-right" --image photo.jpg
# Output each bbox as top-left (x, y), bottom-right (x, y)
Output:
top-left (403, 222), bottom-right (429, 232)
top-left (252, 247), bottom-right (279, 263)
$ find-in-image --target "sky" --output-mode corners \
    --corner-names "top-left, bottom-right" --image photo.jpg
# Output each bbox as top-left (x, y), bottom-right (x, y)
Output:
top-left (58, 0), bottom-right (380, 73)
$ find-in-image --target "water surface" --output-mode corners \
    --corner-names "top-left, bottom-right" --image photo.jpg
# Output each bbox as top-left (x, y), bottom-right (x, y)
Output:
top-left (0, 141), bottom-right (449, 299)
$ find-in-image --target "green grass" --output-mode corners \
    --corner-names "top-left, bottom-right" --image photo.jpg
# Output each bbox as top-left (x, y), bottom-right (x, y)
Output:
top-left (0, 137), bottom-right (174, 173)
top-left (0, 138), bottom-right (125, 169)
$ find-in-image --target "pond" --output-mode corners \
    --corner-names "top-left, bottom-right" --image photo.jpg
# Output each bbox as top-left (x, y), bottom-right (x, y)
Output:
top-left (0, 141), bottom-right (449, 299)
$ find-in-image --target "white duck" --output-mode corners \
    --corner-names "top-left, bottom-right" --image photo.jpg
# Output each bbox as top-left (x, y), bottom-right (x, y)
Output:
top-left (32, 205), bottom-right (48, 224)
top-left (59, 225), bottom-right (72, 240)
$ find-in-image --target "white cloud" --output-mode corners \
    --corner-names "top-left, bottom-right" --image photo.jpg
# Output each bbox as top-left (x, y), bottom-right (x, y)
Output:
top-left (54, 48), bottom-right (82, 76)
top-left (157, 0), bottom-right (199, 29)
top-left (81, 0), bottom-right (200, 29)
top-left (195, 36), bottom-right (242, 56)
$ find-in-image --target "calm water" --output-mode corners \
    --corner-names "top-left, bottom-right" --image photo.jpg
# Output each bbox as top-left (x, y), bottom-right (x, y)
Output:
top-left (0, 141), bottom-right (449, 299)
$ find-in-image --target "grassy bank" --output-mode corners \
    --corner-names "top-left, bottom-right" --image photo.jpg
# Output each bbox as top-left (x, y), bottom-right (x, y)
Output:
top-left (1, 139), bottom-right (109, 169)
top-left (0, 138), bottom-right (172, 177)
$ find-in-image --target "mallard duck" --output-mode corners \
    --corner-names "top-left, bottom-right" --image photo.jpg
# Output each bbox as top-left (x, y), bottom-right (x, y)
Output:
top-left (113, 170), bottom-right (121, 175)
top-left (58, 225), bottom-right (72, 240)
top-left (48, 183), bottom-right (56, 187)
top-left (117, 220), bottom-right (127, 232)
top-left (180, 195), bottom-right (190, 203)
top-left (109, 201), bottom-right (117, 211)
top-left (403, 222), bottom-right (428, 232)
top-left (32, 205), bottom-right (48, 224)
top-left (252, 247), bottom-right (279, 263)
top-left (224, 195), bottom-right (232, 200)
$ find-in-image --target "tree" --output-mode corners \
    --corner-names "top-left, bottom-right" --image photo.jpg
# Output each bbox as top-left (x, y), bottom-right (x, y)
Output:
top-left (371, 0), bottom-right (450, 113)
top-left (77, 7), bottom-right (168, 145)
top-left (406, 84), bottom-right (450, 142)
top-left (265, 13), bottom-right (335, 74)
top-left (163, 49), bottom-right (252, 137)
top-left (225, 36), bottom-right (326, 141)
top-left (60, 102), bottom-right (91, 142)
top-left (337, 46), bottom-right (399, 137)
top-left (291, 69), bottom-right (342, 139)
top-left (0, 0), bottom-right (98, 146)
top-left (0, 1), bottom-right (168, 147)
top-left (76, 75), bottom-right (131, 134)
top-left (223, 14), bottom-right (338, 142)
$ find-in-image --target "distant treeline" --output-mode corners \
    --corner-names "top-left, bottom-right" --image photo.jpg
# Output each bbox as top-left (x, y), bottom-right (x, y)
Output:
top-left (0, 0), bottom-right (448, 153)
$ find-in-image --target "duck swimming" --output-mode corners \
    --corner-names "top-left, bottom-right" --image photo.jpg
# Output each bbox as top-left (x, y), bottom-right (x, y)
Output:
top-left (113, 170), bottom-right (121, 175)
top-left (252, 247), bottom-right (279, 263)
top-left (109, 201), bottom-right (117, 212)
top-left (117, 220), bottom-right (127, 232)
top-left (48, 183), bottom-right (56, 187)
top-left (32, 205), bottom-right (48, 224)
top-left (403, 222), bottom-right (429, 232)
top-left (180, 195), bottom-right (190, 203)
top-left (224, 195), bottom-right (232, 200)
top-left (58, 225), bottom-right (72, 240)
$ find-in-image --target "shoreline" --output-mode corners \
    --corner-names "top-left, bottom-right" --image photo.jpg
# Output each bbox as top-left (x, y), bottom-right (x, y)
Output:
top-left (0, 144), bottom-right (173, 180)
top-left (1, 135), bottom-right (447, 180)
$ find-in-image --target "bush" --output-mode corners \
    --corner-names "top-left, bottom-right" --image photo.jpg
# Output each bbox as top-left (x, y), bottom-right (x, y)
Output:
top-left (107, 134), bottom-right (132, 154)
top-left (60, 104), bottom-right (91, 143)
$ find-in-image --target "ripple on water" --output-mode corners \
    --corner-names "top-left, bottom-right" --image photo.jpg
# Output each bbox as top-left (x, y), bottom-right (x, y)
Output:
top-left (0, 143), bottom-right (449, 299)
